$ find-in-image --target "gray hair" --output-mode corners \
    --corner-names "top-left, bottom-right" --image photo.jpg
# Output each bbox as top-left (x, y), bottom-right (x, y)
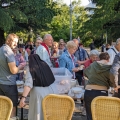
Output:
top-left (43, 34), bottom-right (52, 41)
top-left (36, 37), bottom-right (43, 41)
top-left (90, 50), bottom-right (99, 56)
top-left (116, 38), bottom-right (120, 45)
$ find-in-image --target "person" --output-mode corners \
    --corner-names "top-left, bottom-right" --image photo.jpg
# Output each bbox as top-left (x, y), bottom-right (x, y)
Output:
top-left (79, 43), bottom-right (89, 59)
top-left (13, 47), bottom-right (26, 80)
top-left (59, 39), bottom-right (66, 55)
top-left (101, 44), bottom-right (106, 52)
top-left (19, 54), bottom-right (58, 120)
top-left (110, 53), bottom-right (120, 98)
top-left (51, 42), bottom-right (60, 67)
top-left (73, 39), bottom-right (89, 85)
top-left (107, 38), bottom-right (120, 65)
top-left (0, 33), bottom-right (24, 118)
top-left (105, 43), bottom-right (111, 51)
top-left (107, 38), bottom-right (120, 95)
top-left (36, 34), bottom-right (53, 67)
top-left (84, 52), bottom-right (114, 120)
top-left (19, 44), bottom-right (28, 61)
top-left (59, 41), bottom-right (80, 78)
top-left (89, 40), bottom-right (95, 50)
top-left (31, 37), bottom-right (43, 54)
top-left (84, 49), bottom-right (99, 68)
top-left (51, 41), bottom-right (60, 57)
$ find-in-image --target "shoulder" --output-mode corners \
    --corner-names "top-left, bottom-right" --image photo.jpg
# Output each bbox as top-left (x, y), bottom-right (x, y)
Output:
top-left (59, 51), bottom-right (69, 59)
top-left (107, 47), bottom-right (114, 54)
top-left (37, 45), bottom-right (46, 51)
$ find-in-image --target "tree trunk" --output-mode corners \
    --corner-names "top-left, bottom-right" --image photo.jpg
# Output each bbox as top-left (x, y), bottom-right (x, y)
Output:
top-left (0, 29), bottom-right (5, 47)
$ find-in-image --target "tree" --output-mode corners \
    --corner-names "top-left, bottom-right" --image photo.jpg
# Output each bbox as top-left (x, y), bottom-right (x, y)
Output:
top-left (49, 0), bottom-right (88, 42)
top-left (0, 0), bottom-right (55, 46)
top-left (81, 0), bottom-right (120, 47)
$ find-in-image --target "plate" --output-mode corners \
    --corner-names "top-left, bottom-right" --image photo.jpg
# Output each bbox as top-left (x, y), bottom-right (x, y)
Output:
top-left (72, 87), bottom-right (83, 93)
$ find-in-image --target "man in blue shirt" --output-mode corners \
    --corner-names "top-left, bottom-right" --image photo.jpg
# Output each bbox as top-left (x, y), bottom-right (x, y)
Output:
top-left (73, 39), bottom-right (89, 85)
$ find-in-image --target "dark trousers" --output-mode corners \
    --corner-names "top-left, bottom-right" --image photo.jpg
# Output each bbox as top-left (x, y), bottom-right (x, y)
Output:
top-left (84, 89), bottom-right (108, 120)
top-left (75, 70), bottom-right (83, 85)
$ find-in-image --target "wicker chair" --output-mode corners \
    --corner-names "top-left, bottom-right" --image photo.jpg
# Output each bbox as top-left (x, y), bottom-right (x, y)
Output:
top-left (91, 96), bottom-right (120, 120)
top-left (0, 96), bottom-right (13, 120)
top-left (42, 94), bottom-right (75, 120)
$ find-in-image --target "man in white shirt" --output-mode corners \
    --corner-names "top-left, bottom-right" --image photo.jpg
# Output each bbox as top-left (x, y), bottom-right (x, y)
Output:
top-left (107, 38), bottom-right (120, 65)
top-left (107, 38), bottom-right (120, 95)
top-left (36, 34), bottom-right (53, 67)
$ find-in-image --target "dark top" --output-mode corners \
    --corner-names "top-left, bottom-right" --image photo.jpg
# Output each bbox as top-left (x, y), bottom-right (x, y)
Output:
top-left (29, 54), bottom-right (55, 87)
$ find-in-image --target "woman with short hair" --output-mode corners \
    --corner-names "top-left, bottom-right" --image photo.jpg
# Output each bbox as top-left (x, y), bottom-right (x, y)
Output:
top-left (59, 41), bottom-right (80, 78)
top-left (84, 52), bottom-right (114, 120)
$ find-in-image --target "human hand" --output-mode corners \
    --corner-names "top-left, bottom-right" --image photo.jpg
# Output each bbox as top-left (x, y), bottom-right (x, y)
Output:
top-left (114, 86), bottom-right (120, 93)
top-left (19, 97), bottom-right (26, 108)
top-left (18, 63), bottom-right (25, 70)
top-left (77, 60), bottom-right (83, 65)
top-left (72, 68), bottom-right (79, 72)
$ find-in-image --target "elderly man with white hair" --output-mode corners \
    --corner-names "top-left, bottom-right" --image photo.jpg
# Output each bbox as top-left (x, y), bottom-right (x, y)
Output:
top-left (107, 38), bottom-right (120, 65)
top-left (36, 34), bottom-right (53, 67)
top-left (84, 49), bottom-right (99, 68)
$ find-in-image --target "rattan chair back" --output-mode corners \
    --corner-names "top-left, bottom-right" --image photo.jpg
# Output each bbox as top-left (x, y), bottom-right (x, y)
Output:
top-left (42, 94), bottom-right (75, 120)
top-left (0, 96), bottom-right (13, 120)
top-left (91, 96), bottom-right (120, 120)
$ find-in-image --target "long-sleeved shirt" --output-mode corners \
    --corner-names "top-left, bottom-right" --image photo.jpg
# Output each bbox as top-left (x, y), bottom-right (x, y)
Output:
top-left (36, 45), bottom-right (53, 67)
top-left (110, 53), bottom-right (120, 87)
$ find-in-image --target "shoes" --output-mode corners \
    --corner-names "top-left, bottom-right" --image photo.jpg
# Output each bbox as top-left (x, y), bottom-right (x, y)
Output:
top-left (9, 116), bottom-right (19, 120)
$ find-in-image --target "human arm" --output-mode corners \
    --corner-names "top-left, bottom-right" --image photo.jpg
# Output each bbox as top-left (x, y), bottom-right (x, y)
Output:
top-left (8, 62), bottom-right (24, 74)
top-left (19, 86), bottom-right (31, 107)
top-left (110, 54), bottom-right (120, 91)
top-left (19, 67), bottom-right (33, 107)
top-left (77, 59), bottom-right (89, 65)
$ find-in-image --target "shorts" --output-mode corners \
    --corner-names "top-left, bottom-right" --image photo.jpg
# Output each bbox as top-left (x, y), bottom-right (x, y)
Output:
top-left (0, 84), bottom-right (18, 106)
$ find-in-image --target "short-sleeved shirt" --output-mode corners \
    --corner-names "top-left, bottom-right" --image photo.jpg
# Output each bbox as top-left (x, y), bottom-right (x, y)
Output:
top-left (0, 44), bottom-right (16, 85)
top-left (74, 47), bottom-right (88, 61)
top-left (107, 46), bottom-right (119, 65)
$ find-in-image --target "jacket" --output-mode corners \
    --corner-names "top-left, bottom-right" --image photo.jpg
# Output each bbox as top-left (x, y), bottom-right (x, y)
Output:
top-left (59, 50), bottom-right (75, 73)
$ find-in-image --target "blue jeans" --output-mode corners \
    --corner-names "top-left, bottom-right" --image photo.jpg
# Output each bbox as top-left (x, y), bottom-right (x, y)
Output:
top-left (84, 89), bottom-right (108, 120)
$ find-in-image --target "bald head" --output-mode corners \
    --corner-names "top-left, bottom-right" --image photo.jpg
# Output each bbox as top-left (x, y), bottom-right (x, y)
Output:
top-left (73, 39), bottom-right (79, 47)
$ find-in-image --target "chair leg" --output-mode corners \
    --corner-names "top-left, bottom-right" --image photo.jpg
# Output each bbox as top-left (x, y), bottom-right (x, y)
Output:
top-left (21, 108), bottom-right (23, 120)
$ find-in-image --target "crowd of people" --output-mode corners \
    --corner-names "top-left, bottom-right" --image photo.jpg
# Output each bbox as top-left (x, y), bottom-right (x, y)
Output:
top-left (0, 33), bottom-right (120, 120)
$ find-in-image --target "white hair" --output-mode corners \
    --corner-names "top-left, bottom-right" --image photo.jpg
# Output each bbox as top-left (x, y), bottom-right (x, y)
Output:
top-left (66, 41), bottom-right (77, 49)
top-left (116, 38), bottom-right (120, 45)
top-left (36, 37), bottom-right (43, 41)
top-left (90, 50), bottom-right (99, 56)
top-left (43, 34), bottom-right (52, 41)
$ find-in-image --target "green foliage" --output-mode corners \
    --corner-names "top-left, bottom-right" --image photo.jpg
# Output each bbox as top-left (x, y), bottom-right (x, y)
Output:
top-left (0, 8), bottom-right (14, 31)
top-left (49, 1), bottom-right (88, 42)
top-left (82, 0), bottom-right (120, 47)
